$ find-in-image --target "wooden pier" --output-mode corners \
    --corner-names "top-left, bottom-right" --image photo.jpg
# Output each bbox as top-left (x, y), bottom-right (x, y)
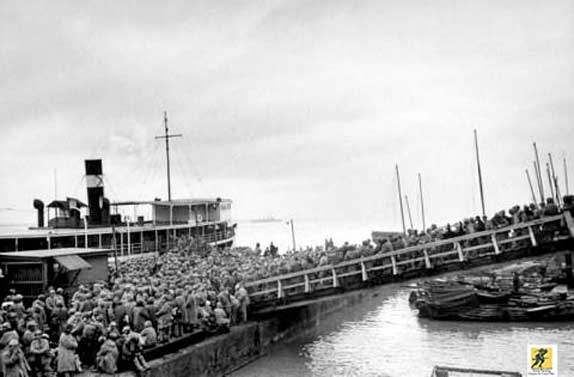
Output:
top-left (245, 212), bottom-right (574, 312)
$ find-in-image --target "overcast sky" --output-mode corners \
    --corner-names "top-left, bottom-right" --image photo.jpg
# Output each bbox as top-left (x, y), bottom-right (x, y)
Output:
top-left (1, 0), bottom-right (573, 230)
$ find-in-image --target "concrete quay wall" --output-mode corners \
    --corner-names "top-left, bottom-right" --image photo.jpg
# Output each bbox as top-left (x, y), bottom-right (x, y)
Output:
top-left (82, 288), bottom-right (370, 377)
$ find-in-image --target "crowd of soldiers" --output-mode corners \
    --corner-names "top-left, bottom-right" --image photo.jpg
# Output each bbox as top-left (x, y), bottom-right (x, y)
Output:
top-left (1, 196), bottom-right (572, 377)
top-left (0, 286), bottom-right (156, 377)
top-left (0, 242), bottom-right (251, 377)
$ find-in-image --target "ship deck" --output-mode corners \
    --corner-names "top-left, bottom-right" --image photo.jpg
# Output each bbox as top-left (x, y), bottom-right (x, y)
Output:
top-left (0, 220), bottom-right (227, 239)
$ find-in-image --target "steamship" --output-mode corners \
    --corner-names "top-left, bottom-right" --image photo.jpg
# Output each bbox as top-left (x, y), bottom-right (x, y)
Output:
top-left (0, 159), bottom-right (235, 253)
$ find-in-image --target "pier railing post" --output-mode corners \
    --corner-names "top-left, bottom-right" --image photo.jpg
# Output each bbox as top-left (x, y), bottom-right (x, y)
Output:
top-left (528, 226), bottom-right (537, 247)
top-left (491, 233), bottom-right (501, 255)
top-left (304, 274), bottom-right (310, 293)
top-left (423, 249), bottom-right (432, 269)
top-left (361, 260), bottom-right (368, 281)
top-left (277, 280), bottom-right (283, 299)
top-left (391, 255), bottom-right (398, 275)
top-left (564, 211), bottom-right (574, 238)
top-left (332, 268), bottom-right (339, 288)
top-left (455, 242), bottom-right (465, 262)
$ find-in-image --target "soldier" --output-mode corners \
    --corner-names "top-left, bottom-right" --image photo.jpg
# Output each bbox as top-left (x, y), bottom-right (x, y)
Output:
top-left (20, 322), bottom-right (37, 357)
top-left (140, 321), bottom-right (157, 348)
top-left (1, 339), bottom-right (30, 377)
top-left (0, 323), bottom-right (19, 351)
top-left (96, 332), bottom-right (119, 375)
top-left (120, 327), bottom-right (149, 374)
top-left (213, 302), bottom-right (230, 333)
top-left (28, 331), bottom-right (52, 377)
top-left (57, 323), bottom-right (81, 377)
top-left (155, 296), bottom-right (172, 343)
top-left (234, 283), bottom-right (250, 323)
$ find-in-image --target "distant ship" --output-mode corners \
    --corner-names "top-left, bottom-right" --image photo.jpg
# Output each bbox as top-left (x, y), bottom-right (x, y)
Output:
top-left (249, 216), bottom-right (283, 223)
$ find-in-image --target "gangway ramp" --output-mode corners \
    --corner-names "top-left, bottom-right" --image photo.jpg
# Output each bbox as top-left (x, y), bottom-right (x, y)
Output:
top-left (246, 212), bottom-right (574, 313)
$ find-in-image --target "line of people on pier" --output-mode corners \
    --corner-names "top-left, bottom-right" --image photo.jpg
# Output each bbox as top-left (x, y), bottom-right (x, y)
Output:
top-left (240, 196), bottom-right (574, 284)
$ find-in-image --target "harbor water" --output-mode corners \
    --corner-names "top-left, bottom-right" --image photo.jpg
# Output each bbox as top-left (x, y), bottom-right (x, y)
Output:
top-left (230, 284), bottom-right (574, 377)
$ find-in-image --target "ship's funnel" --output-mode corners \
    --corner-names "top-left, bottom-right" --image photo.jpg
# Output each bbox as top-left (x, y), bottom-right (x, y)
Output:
top-left (33, 199), bottom-right (44, 228)
top-left (85, 159), bottom-right (104, 225)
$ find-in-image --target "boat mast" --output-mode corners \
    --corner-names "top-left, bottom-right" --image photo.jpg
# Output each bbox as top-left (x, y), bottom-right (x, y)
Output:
top-left (533, 161), bottom-right (542, 203)
top-left (396, 164), bottom-right (406, 235)
top-left (404, 195), bottom-right (414, 231)
top-left (525, 169), bottom-right (537, 206)
top-left (418, 173), bottom-right (426, 232)
top-left (54, 168), bottom-right (58, 200)
top-left (155, 111), bottom-right (182, 201)
top-left (533, 143), bottom-right (544, 203)
top-left (290, 219), bottom-right (297, 252)
top-left (548, 153), bottom-right (561, 206)
top-left (474, 130), bottom-right (486, 219)
top-left (545, 163), bottom-right (554, 203)
top-left (564, 157), bottom-right (570, 195)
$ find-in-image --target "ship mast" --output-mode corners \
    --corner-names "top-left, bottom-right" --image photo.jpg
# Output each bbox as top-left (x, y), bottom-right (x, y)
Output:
top-left (418, 173), bottom-right (426, 232)
top-left (155, 111), bottom-right (182, 201)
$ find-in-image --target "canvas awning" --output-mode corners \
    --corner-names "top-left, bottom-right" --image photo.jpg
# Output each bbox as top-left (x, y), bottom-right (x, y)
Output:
top-left (54, 255), bottom-right (92, 271)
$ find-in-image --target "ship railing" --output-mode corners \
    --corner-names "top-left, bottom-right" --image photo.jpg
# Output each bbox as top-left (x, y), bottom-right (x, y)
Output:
top-left (199, 229), bottom-right (235, 244)
top-left (244, 212), bottom-right (574, 307)
top-left (114, 241), bottom-right (167, 256)
top-left (110, 229), bottom-right (234, 255)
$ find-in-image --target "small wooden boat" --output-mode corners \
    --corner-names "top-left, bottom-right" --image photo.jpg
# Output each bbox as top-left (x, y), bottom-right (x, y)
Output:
top-left (431, 365), bottom-right (522, 377)
top-left (476, 290), bottom-right (512, 303)
top-left (413, 280), bottom-right (574, 321)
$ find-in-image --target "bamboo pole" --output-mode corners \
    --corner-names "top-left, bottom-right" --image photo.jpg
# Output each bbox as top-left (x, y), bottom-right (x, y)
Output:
top-left (474, 130), bottom-right (486, 219)
top-left (525, 169), bottom-right (537, 205)
top-left (396, 164), bottom-right (406, 235)
top-left (418, 173), bottom-right (426, 232)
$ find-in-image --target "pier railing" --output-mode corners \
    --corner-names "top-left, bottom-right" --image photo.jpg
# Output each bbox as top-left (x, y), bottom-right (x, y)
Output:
top-left (245, 212), bottom-right (574, 307)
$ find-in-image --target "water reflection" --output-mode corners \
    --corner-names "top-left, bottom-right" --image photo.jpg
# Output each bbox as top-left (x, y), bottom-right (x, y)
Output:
top-left (231, 286), bottom-right (574, 377)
